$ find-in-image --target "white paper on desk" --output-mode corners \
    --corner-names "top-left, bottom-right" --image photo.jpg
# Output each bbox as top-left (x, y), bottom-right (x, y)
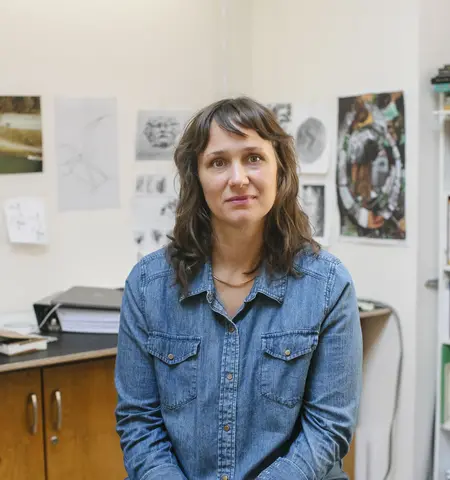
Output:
top-left (3, 196), bottom-right (48, 245)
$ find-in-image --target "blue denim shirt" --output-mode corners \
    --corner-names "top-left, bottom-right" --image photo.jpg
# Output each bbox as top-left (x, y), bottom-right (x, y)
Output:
top-left (115, 247), bottom-right (362, 480)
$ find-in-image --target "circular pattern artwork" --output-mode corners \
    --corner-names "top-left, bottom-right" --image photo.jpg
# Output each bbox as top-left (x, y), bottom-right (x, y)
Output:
top-left (336, 92), bottom-right (406, 240)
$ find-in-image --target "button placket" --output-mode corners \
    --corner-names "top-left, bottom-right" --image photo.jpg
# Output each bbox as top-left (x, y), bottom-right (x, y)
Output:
top-left (217, 320), bottom-right (239, 479)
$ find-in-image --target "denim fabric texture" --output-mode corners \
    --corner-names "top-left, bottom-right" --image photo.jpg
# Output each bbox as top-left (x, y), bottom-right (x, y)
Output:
top-left (115, 246), bottom-right (362, 480)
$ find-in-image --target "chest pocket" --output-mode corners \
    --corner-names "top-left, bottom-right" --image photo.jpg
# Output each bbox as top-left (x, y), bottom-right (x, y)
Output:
top-left (260, 330), bottom-right (318, 408)
top-left (147, 332), bottom-right (201, 410)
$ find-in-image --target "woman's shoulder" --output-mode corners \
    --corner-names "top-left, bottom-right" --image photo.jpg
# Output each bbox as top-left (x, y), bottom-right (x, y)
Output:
top-left (293, 245), bottom-right (353, 284)
top-left (125, 246), bottom-right (174, 287)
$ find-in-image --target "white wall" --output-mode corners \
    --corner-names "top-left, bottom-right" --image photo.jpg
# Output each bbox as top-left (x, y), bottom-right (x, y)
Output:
top-left (249, 0), bottom-right (424, 478)
top-left (0, 0), bottom-right (232, 314)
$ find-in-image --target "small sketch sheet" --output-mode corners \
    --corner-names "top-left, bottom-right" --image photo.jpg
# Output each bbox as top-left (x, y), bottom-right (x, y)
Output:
top-left (132, 174), bottom-right (177, 256)
top-left (135, 110), bottom-right (192, 160)
top-left (299, 184), bottom-right (327, 244)
top-left (3, 197), bottom-right (48, 245)
top-left (267, 102), bottom-right (332, 174)
top-left (55, 97), bottom-right (119, 211)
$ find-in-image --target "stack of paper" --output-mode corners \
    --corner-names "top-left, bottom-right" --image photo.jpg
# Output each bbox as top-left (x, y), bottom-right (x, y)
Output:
top-left (57, 308), bottom-right (120, 334)
top-left (0, 329), bottom-right (49, 356)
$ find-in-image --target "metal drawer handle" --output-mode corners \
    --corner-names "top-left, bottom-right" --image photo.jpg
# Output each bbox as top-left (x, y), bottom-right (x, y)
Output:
top-left (53, 390), bottom-right (62, 431)
top-left (28, 393), bottom-right (38, 435)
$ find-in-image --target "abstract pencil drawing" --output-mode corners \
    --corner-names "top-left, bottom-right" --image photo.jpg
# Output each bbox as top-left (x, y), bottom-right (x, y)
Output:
top-left (55, 98), bottom-right (119, 211)
top-left (135, 110), bottom-right (192, 160)
top-left (59, 115), bottom-right (110, 192)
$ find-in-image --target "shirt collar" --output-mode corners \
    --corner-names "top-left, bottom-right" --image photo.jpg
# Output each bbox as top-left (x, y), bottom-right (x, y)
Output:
top-left (179, 260), bottom-right (287, 304)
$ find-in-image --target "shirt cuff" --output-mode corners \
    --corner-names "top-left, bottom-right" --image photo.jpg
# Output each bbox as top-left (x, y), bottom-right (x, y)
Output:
top-left (257, 457), bottom-right (309, 480)
top-left (140, 464), bottom-right (187, 480)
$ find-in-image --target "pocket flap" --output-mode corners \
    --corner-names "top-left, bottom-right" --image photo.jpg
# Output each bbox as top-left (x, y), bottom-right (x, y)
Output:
top-left (262, 330), bottom-right (318, 361)
top-left (147, 332), bottom-right (201, 365)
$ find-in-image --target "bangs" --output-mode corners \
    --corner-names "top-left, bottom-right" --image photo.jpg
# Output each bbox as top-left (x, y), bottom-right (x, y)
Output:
top-left (190, 97), bottom-right (287, 155)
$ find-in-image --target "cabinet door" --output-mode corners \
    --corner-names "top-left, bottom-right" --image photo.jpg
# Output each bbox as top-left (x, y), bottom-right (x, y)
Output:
top-left (343, 436), bottom-right (355, 480)
top-left (43, 357), bottom-right (127, 480)
top-left (0, 369), bottom-right (45, 480)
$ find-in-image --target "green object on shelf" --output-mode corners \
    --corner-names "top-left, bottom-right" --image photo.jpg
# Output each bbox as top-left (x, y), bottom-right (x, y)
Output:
top-left (441, 345), bottom-right (450, 424)
top-left (433, 83), bottom-right (450, 93)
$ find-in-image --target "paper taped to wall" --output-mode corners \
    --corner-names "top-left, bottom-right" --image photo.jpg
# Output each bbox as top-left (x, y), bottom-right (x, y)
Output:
top-left (55, 97), bottom-right (120, 211)
top-left (3, 196), bottom-right (48, 245)
top-left (131, 173), bottom-right (177, 258)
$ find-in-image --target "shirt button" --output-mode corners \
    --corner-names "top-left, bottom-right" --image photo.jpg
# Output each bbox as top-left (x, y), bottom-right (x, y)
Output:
top-left (228, 326), bottom-right (235, 333)
top-left (227, 373), bottom-right (233, 380)
top-left (168, 353), bottom-right (174, 360)
top-left (284, 349), bottom-right (291, 357)
top-left (206, 292), bottom-right (213, 303)
top-left (223, 424), bottom-right (230, 432)
top-left (222, 476), bottom-right (229, 480)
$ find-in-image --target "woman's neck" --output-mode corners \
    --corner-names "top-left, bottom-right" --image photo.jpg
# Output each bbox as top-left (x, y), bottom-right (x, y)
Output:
top-left (211, 221), bottom-right (263, 277)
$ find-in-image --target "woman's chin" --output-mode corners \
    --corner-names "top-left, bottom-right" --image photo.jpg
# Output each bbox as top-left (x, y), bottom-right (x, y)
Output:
top-left (222, 213), bottom-right (265, 229)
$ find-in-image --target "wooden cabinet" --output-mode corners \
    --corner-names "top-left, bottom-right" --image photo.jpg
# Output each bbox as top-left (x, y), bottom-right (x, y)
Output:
top-left (343, 436), bottom-right (355, 480)
top-left (0, 357), bottom-right (126, 480)
top-left (0, 369), bottom-right (46, 480)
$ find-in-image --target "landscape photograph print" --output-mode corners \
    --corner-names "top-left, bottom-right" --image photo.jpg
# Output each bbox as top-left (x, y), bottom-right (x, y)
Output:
top-left (0, 96), bottom-right (43, 174)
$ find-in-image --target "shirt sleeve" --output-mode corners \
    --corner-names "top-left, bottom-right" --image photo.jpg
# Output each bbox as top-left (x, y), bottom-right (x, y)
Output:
top-left (115, 262), bottom-right (187, 480)
top-left (257, 261), bottom-right (363, 480)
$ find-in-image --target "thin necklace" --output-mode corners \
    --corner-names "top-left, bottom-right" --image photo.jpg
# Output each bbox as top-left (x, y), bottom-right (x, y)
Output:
top-left (213, 274), bottom-right (256, 288)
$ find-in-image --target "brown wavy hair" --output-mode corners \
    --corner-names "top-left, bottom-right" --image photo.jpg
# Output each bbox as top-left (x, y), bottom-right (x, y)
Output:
top-left (167, 96), bottom-right (319, 289)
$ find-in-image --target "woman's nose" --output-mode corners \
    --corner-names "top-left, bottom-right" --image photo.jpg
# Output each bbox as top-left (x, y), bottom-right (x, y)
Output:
top-left (229, 161), bottom-right (249, 187)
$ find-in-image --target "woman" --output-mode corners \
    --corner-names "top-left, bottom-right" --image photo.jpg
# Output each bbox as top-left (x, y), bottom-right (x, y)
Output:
top-left (115, 97), bottom-right (362, 480)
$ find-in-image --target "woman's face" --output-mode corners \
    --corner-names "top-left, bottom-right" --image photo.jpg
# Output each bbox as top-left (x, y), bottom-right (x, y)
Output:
top-left (198, 121), bottom-right (278, 230)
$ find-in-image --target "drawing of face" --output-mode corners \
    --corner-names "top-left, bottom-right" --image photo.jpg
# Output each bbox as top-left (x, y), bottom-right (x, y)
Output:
top-left (198, 121), bottom-right (278, 230)
top-left (144, 116), bottom-right (180, 149)
top-left (268, 103), bottom-right (291, 131)
top-left (296, 117), bottom-right (326, 164)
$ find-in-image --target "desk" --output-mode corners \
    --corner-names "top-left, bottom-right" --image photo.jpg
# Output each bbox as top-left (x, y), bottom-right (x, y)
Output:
top-left (1, 308), bottom-right (390, 480)
top-left (0, 332), bottom-right (117, 373)
top-left (342, 307), bottom-right (392, 480)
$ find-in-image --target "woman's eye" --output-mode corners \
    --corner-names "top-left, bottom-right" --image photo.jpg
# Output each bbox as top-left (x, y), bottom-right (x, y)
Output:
top-left (248, 155), bottom-right (262, 163)
top-left (211, 158), bottom-right (225, 168)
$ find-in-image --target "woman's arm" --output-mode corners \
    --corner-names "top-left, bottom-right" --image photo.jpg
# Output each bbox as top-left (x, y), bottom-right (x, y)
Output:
top-left (257, 261), bottom-right (363, 480)
top-left (115, 263), bottom-right (187, 480)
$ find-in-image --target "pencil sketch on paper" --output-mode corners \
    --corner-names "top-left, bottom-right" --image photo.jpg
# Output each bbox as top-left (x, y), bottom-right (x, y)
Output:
top-left (267, 101), bottom-right (331, 174)
top-left (55, 98), bottom-right (119, 211)
top-left (135, 173), bottom-right (177, 197)
top-left (131, 193), bottom-right (177, 257)
top-left (299, 184), bottom-right (326, 242)
top-left (135, 110), bottom-right (191, 160)
top-left (267, 103), bottom-right (293, 133)
top-left (3, 196), bottom-right (48, 245)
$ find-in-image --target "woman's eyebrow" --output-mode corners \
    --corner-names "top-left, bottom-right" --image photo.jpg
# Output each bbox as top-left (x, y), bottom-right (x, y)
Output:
top-left (205, 146), bottom-right (264, 158)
